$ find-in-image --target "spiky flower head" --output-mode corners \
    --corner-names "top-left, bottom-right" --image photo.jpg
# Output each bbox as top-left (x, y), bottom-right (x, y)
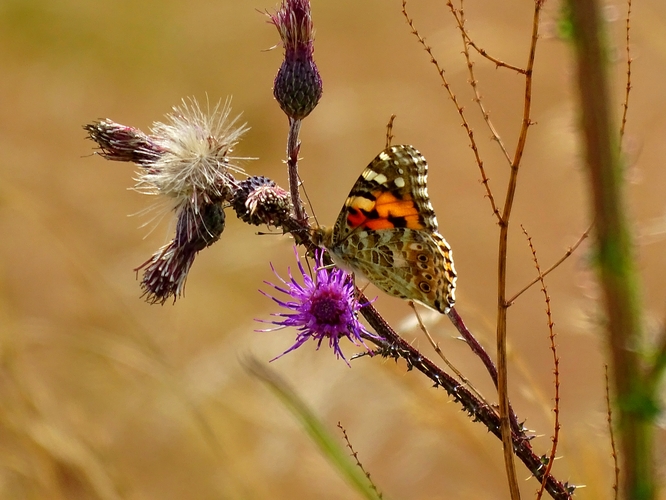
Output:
top-left (269, 0), bottom-right (322, 120)
top-left (136, 202), bottom-right (226, 304)
top-left (232, 175), bottom-right (291, 227)
top-left (135, 97), bottom-right (250, 211)
top-left (259, 248), bottom-right (377, 365)
top-left (84, 120), bottom-right (165, 166)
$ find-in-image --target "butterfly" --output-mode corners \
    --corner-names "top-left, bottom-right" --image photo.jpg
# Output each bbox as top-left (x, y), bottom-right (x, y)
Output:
top-left (312, 144), bottom-right (457, 314)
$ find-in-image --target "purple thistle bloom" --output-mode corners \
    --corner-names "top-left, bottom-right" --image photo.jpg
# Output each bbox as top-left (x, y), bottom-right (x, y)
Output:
top-left (259, 248), bottom-right (377, 365)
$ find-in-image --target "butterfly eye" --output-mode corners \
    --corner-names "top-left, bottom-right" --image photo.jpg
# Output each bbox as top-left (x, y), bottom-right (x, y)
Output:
top-left (419, 282), bottom-right (432, 293)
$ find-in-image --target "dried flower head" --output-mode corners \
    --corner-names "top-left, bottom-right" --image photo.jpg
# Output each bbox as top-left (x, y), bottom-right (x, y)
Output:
top-left (136, 202), bottom-right (226, 304)
top-left (259, 248), bottom-right (376, 365)
top-left (269, 0), bottom-right (322, 120)
top-left (84, 120), bottom-right (165, 166)
top-left (232, 175), bottom-right (291, 227)
top-left (135, 97), bottom-right (250, 210)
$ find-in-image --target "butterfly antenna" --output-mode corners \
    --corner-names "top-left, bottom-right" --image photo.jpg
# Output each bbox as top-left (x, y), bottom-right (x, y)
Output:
top-left (408, 301), bottom-right (493, 410)
top-left (298, 171), bottom-right (319, 227)
top-left (385, 114), bottom-right (397, 149)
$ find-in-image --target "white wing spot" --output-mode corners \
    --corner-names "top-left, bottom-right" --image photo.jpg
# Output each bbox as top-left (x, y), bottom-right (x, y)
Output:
top-left (394, 177), bottom-right (405, 188)
top-left (362, 169), bottom-right (377, 181)
top-left (373, 173), bottom-right (388, 185)
top-left (379, 152), bottom-right (391, 161)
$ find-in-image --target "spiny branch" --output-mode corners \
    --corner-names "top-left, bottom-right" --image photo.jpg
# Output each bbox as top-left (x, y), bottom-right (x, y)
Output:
top-left (448, 0), bottom-right (516, 165)
top-left (508, 223), bottom-right (592, 305)
top-left (604, 365), bottom-right (620, 500)
top-left (619, 0), bottom-right (633, 144)
top-left (522, 226), bottom-right (561, 500)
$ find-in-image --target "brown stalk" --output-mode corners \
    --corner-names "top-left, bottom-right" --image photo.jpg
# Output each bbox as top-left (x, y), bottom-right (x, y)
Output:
top-left (385, 114), bottom-right (397, 149)
top-left (494, 3), bottom-right (543, 498)
top-left (287, 117), bottom-right (307, 225)
top-left (522, 226), bottom-right (561, 500)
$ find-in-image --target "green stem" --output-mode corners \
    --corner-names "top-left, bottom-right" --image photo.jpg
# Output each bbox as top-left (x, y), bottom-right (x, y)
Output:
top-left (568, 1), bottom-right (656, 498)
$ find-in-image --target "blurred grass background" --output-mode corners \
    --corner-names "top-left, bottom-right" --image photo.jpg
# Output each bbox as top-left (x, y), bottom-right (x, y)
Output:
top-left (0, 0), bottom-right (665, 498)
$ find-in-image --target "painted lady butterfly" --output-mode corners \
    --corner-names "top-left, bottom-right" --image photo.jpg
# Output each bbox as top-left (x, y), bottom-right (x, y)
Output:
top-left (313, 145), bottom-right (457, 313)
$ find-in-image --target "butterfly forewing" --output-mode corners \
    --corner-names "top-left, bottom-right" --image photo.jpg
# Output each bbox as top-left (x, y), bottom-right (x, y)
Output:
top-left (322, 144), bottom-right (457, 314)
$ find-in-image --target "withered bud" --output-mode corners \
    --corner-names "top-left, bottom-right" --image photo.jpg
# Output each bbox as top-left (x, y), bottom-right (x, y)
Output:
top-left (232, 176), bottom-right (291, 227)
top-left (84, 119), bottom-right (165, 166)
top-left (136, 202), bottom-right (226, 304)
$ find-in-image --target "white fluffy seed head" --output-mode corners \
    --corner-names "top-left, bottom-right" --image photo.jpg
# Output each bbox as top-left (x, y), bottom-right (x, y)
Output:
top-left (133, 97), bottom-right (251, 208)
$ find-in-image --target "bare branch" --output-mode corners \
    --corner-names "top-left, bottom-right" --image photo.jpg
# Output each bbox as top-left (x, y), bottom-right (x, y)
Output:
top-left (385, 114), bottom-right (397, 149)
top-left (619, 0), bottom-right (633, 144)
top-left (447, 0), bottom-right (513, 165)
top-left (604, 365), bottom-right (620, 500)
top-left (522, 226), bottom-right (561, 500)
top-left (508, 223), bottom-right (592, 305)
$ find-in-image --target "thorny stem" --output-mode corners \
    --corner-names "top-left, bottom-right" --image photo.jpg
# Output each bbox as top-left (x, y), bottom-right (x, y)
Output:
top-left (605, 365), bottom-right (620, 500)
top-left (273, 211), bottom-right (573, 499)
top-left (522, 227), bottom-right (561, 500)
top-left (357, 297), bottom-right (573, 500)
top-left (338, 423), bottom-right (383, 499)
top-left (287, 118), bottom-right (307, 224)
top-left (495, 3), bottom-right (542, 498)
top-left (507, 223), bottom-right (592, 305)
top-left (619, 0), bottom-right (632, 144)
top-left (448, 0), bottom-right (513, 165)
top-left (410, 302), bottom-right (492, 411)
top-left (569, 0), bottom-right (653, 497)
top-left (402, 0), bottom-right (501, 224)
top-left (385, 114), bottom-right (397, 149)
top-left (446, 307), bottom-right (522, 435)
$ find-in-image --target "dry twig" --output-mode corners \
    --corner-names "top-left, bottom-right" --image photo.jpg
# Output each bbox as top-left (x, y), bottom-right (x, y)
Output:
top-left (522, 226), bottom-right (561, 500)
top-left (604, 365), bottom-right (620, 500)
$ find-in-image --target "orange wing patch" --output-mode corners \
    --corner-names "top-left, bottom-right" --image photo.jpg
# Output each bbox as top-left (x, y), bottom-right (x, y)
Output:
top-left (346, 190), bottom-right (426, 231)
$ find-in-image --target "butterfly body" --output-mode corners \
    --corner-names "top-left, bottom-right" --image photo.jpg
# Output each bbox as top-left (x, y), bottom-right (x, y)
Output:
top-left (314, 145), bottom-right (456, 314)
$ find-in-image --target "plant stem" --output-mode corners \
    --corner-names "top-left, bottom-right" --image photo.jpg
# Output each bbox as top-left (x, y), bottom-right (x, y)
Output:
top-left (568, 0), bottom-right (654, 498)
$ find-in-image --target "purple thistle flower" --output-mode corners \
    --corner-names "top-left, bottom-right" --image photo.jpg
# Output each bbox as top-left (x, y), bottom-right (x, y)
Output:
top-left (259, 249), bottom-right (377, 366)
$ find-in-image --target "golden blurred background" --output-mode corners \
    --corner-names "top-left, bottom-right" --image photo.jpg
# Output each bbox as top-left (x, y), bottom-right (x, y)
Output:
top-left (1, 0), bottom-right (666, 498)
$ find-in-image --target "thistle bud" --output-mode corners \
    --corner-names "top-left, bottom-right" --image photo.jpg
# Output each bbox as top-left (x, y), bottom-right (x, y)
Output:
top-left (269, 0), bottom-right (322, 120)
top-left (84, 119), bottom-right (164, 166)
top-left (232, 176), bottom-right (291, 227)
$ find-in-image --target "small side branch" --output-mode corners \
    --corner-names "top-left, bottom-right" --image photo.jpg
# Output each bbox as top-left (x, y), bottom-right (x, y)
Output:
top-left (338, 423), bottom-right (384, 499)
top-left (447, 0), bottom-right (517, 165)
top-left (522, 226), bottom-right (561, 500)
top-left (385, 114), bottom-right (397, 149)
top-left (620, 0), bottom-right (633, 143)
top-left (605, 365), bottom-right (620, 500)
top-left (508, 223), bottom-right (592, 305)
